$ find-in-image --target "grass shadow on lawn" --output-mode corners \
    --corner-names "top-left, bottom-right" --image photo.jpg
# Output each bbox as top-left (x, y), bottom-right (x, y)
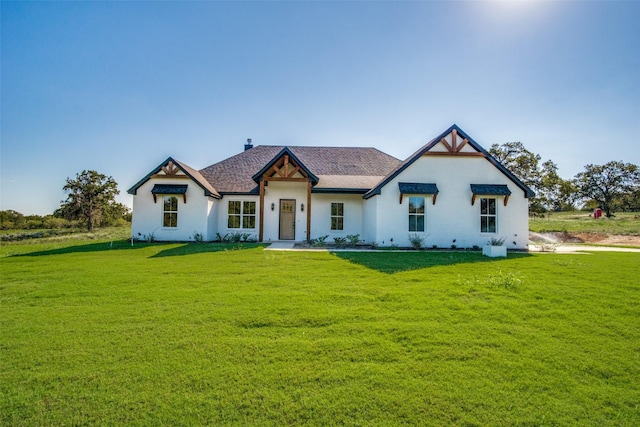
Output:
top-left (9, 241), bottom-right (266, 258)
top-left (333, 250), bottom-right (533, 273)
top-left (7, 240), bottom-right (148, 257)
top-left (149, 242), bottom-right (267, 258)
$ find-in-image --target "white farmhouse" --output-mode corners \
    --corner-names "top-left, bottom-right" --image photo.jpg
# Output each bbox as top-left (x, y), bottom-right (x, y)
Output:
top-left (128, 124), bottom-right (534, 249)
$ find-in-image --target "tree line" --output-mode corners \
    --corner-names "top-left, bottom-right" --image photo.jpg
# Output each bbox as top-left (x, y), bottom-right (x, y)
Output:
top-left (489, 142), bottom-right (640, 218)
top-left (1, 170), bottom-right (130, 231)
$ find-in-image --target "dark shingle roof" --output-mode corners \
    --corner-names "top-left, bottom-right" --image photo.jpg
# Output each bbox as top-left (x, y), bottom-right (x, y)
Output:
top-left (198, 146), bottom-right (401, 194)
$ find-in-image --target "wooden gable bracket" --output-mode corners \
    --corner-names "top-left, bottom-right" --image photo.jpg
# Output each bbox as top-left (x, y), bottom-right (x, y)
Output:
top-left (504, 195), bottom-right (509, 206)
top-left (162, 161), bottom-right (179, 175)
top-left (430, 128), bottom-right (477, 157)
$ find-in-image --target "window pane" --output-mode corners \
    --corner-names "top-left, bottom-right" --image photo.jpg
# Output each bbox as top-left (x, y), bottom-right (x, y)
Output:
top-left (164, 213), bottom-right (177, 227)
top-left (480, 198), bottom-right (488, 215)
top-left (228, 215), bottom-right (240, 229)
top-left (409, 197), bottom-right (424, 214)
top-left (487, 216), bottom-right (496, 233)
top-left (164, 196), bottom-right (177, 212)
top-left (410, 215), bottom-right (424, 232)
top-left (228, 201), bottom-right (241, 215)
top-left (243, 201), bottom-right (256, 215)
top-left (488, 198), bottom-right (496, 215)
top-left (409, 215), bottom-right (424, 232)
top-left (331, 217), bottom-right (343, 231)
top-left (243, 215), bottom-right (256, 229)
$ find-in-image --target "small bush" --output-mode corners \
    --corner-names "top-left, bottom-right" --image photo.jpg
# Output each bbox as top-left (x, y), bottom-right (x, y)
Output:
top-left (408, 233), bottom-right (425, 250)
top-left (346, 234), bottom-right (361, 247)
top-left (333, 237), bottom-right (348, 248)
top-left (192, 232), bottom-right (204, 243)
top-left (489, 237), bottom-right (506, 246)
top-left (311, 235), bottom-right (329, 247)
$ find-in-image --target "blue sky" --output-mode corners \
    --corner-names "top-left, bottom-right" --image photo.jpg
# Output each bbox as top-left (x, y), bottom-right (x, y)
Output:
top-left (2, 1), bottom-right (639, 215)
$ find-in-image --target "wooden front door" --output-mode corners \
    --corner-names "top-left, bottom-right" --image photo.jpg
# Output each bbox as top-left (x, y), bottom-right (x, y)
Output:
top-left (279, 199), bottom-right (296, 240)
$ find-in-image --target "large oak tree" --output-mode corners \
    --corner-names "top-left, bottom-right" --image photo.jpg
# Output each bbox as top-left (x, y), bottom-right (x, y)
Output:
top-left (59, 170), bottom-right (120, 231)
top-left (573, 161), bottom-right (640, 218)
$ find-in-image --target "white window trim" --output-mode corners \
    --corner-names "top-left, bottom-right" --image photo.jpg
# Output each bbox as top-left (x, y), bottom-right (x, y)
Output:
top-left (480, 197), bottom-right (498, 233)
top-left (162, 196), bottom-right (178, 228)
top-left (228, 200), bottom-right (257, 230)
top-left (408, 196), bottom-right (426, 232)
top-left (330, 202), bottom-right (344, 231)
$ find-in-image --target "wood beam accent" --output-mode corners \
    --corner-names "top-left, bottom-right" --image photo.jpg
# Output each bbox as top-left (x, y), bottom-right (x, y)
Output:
top-left (471, 194), bottom-right (476, 206)
top-left (153, 194), bottom-right (157, 203)
top-left (272, 165), bottom-right (284, 177)
top-left (259, 180), bottom-right (265, 242)
top-left (288, 165), bottom-right (301, 178)
top-left (399, 193), bottom-right (403, 204)
top-left (306, 181), bottom-right (312, 242)
top-left (151, 174), bottom-right (189, 179)
top-left (451, 129), bottom-right (457, 152)
top-left (424, 151), bottom-right (484, 157)
top-left (456, 138), bottom-right (469, 152)
top-left (263, 177), bottom-right (309, 182)
top-left (284, 155), bottom-right (290, 177)
top-left (432, 194), bottom-right (437, 205)
top-left (504, 195), bottom-right (510, 206)
top-left (162, 161), bottom-right (179, 175)
top-left (439, 138), bottom-right (453, 152)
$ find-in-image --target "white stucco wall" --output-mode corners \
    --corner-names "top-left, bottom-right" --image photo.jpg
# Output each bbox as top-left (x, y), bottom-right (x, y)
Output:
top-left (309, 194), bottom-right (364, 243)
top-left (215, 195), bottom-right (260, 241)
top-left (131, 178), bottom-right (214, 241)
top-left (371, 156), bottom-right (530, 249)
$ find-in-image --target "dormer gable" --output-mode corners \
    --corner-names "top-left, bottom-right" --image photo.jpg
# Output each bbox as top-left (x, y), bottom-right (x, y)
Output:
top-left (251, 147), bottom-right (319, 184)
top-left (364, 124), bottom-right (535, 199)
top-left (127, 156), bottom-right (221, 198)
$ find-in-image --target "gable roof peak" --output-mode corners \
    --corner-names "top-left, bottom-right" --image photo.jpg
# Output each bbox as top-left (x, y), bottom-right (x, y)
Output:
top-left (127, 156), bottom-right (220, 198)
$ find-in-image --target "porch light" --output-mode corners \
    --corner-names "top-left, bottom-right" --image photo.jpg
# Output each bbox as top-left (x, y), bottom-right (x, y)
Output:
top-left (301, 203), bottom-right (304, 212)
top-left (271, 203), bottom-right (275, 211)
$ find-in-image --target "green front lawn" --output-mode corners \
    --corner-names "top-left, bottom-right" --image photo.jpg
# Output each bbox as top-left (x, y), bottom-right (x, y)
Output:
top-left (1, 239), bottom-right (639, 425)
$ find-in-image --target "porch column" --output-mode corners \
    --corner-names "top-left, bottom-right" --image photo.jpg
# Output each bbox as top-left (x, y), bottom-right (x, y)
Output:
top-left (306, 180), bottom-right (311, 242)
top-left (259, 180), bottom-right (265, 242)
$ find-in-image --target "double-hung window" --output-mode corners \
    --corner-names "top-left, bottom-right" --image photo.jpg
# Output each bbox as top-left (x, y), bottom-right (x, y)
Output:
top-left (228, 201), bottom-right (256, 229)
top-left (331, 202), bottom-right (344, 231)
top-left (408, 196), bottom-right (425, 232)
top-left (480, 198), bottom-right (497, 233)
top-left (163, 196), bottom-right (178, 228)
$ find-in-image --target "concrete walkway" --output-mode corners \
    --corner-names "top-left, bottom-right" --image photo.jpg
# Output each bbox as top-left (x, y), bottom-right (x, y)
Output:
top-left (264, 242), bottom-right (296, 251)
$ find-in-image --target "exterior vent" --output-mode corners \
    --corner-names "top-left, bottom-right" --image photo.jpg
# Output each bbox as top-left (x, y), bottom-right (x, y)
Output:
top-left (244, 138), bottom-right (253, 151)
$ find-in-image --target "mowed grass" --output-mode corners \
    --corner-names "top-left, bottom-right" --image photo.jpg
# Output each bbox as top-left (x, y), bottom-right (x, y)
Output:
top-left (530, 211), bottom-right (640, 235)
top-left (1, 239), bottom-right (639, 426)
